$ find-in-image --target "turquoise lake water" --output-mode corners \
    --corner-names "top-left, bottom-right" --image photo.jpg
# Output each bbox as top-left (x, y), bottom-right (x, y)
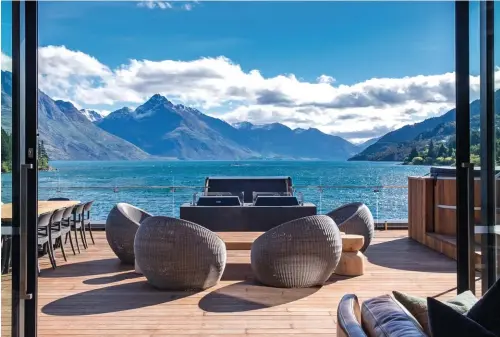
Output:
top-left (1, 161), bottom-right (430, 221)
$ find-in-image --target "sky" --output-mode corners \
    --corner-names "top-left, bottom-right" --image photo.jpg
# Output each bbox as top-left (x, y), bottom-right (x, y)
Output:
top-left (1, 1), bottom-right (499, 143)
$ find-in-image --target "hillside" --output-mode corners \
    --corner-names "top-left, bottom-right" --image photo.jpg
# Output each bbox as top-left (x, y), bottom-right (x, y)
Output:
top-left (348, 91), bottom-right (499, 161)
top-left (1, 71), bottom-right (151, 160)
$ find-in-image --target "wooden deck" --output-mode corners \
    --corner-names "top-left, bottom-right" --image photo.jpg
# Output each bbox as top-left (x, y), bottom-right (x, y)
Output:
top-left (3, 230), bottom-right (481, 336)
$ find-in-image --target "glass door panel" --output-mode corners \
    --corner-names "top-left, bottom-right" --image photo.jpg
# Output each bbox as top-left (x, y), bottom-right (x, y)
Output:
top-left (1, 1), bottom-right (14, 336)
top-left (1, 1), bottom-right (39, 336)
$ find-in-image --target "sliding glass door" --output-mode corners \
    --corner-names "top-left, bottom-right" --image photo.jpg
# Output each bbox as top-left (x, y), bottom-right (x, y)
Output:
top-left (478, 1), bottom-right (499, 290)
top-left (1, 1), bottom-right (39, 336)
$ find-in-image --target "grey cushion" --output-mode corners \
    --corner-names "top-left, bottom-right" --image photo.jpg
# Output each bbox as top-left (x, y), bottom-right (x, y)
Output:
top-left (337, 294), bottom-right (368, 337)
top-left (427, 297), bottom-right (496, 337)
top-left (361, 294), bottom-right (426, 337)
top-left (392, 290), bottom-right (478, 335)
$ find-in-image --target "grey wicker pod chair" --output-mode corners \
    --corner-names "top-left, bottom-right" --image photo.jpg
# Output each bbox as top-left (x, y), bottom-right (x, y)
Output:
top-left (106, 203), bottom-right (152, 264)
top-left (326, 202), bottom-right (374, 252)
top-left (250, 215), bottom-right (342, 288)
top-left (134, 216), bottom-right (227, 290)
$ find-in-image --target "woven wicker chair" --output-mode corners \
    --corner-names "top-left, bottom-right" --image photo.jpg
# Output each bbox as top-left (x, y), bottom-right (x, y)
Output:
top-left (134, 216), bottom-right (227, 290)
top-left (250, 215), bottom-right (342, 288)
top-left (326, 202), bottom-right (374, 252)
top-left (106, 203), bottom-right (152, 264)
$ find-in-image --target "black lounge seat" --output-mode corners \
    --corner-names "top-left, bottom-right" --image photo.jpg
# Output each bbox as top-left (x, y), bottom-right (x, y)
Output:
top-left (197, 196), bottom-right (241, 206)
top-left (254, 196), bottom-right (299, 206)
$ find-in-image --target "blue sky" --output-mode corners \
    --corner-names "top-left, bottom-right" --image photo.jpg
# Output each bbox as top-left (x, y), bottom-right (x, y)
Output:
top-left (1, 1), bottom-right (498, 141)
top-left (41, 1), bottom-right (457, 84)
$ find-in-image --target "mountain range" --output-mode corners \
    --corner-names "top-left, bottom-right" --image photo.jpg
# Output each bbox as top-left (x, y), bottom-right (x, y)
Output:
top-left (1, 71), bottom-right (149, 160)
top-left (349, 90), bottom-right (500, 161)
top-left (6, 66), bottom-right (483, 163)
top-left (97, 94), bottom-right (361, 160)
top-left (1, 69), bottom-right (370, 161)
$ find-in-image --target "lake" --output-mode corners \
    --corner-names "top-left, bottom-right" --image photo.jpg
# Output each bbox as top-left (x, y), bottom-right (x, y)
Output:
top-left (1, 160), bottom-right (430, 221)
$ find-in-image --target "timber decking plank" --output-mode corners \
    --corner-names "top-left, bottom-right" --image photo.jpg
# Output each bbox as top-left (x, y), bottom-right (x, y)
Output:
top-left (2, 230), bottom-right (479, 336)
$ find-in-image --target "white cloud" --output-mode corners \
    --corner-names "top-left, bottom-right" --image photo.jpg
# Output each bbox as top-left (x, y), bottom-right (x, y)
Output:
top-left (317, 75), bottom-right (335, 84)
top-left (137, 1), bottom-right (196, 11)
top-left (1, 52), bottom-right (12, 72)
top-left (137, 1), bottom-right (172, 9)
top-left (36, 45), bottom-right (496, 142)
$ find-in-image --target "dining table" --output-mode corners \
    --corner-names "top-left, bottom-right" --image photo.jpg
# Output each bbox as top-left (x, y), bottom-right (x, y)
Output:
top-left (1, 200), bottom-right (81, 234)
top-left (1, 200), bottom-right (80, 274)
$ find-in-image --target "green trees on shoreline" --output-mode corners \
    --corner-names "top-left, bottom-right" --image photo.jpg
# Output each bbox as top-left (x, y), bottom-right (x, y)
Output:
top-left (1, 128), bottom-right (51, 172)
top-left (403, 130), bottom-right (500, 166)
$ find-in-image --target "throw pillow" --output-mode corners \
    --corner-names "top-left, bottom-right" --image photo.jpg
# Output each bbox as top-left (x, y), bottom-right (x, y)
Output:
top-left (467, 277), bottom-right (500, 336)
top-left (393, 290), bottom-right (478, 335)
top-left (427, 297), bottom-right (496, 337)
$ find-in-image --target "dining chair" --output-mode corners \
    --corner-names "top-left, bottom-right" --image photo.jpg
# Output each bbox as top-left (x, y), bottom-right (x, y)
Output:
top-left (38, 211), bottom-right (56, 271)
top-left (83, 201), bottom-right (95, 245)
top-left (1, 234), bottom-right (12, 274)
top-left (49, 208), bottom-right (67, 265)
top-left (61, 205), bottom-right (76, 255)
top-left (71, 203), bottom-right (87, 250)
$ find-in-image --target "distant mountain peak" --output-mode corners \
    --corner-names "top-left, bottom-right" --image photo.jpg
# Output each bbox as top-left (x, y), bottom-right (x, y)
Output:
top-left (79, 108), bottom-right (103, 123)
top-left (132, 94), bottom-right (175, 119)
top-left (55, 99), bottom-right (78, 111)
top-left (143, 94), bottom-right (172, 108)
top-left (103, 106), bottom-right (133, 121)
top-left (233, 121), bottom-right (254, 130)
top-left (255, 122), bottom-right (291, 131)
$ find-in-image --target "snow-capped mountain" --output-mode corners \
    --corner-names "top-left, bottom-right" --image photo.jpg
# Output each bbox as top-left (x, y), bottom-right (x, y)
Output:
top-left (80, 108), bottom-right (104, 123)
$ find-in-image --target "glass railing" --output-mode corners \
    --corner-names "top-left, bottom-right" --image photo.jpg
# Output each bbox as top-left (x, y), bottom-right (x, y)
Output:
top-left (2, 182), bottom-right (410, 223)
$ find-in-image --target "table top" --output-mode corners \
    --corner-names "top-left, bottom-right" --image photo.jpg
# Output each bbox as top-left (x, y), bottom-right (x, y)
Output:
top-left (1, 200), bottom-right (80, 222)
top-left (216, 231), bottom-right (365, 251)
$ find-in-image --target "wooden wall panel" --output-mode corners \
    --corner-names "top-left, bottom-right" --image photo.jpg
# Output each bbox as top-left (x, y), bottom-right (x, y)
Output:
top-left (408, 177), bottom-right (434, 244)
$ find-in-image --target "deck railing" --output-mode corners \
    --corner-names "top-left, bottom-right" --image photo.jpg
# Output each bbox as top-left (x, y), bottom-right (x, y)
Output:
top-left (1, 182), bottom-right (410, 225)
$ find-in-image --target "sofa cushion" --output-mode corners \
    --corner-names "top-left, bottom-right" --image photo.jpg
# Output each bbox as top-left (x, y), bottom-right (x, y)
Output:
top-left (427, 297), bottom-right (496, 337)
top-left (361, 294), bottom-right (426, 337)
top-left (466, 277), bottom-right (500, 336)
top-left (393, 290), bottom-right (477, 335)
top-left (337, 294), bottom-right (368, 337)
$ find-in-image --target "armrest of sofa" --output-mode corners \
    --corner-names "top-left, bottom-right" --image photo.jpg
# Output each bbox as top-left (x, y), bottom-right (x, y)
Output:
top-left (337, 294), bottom-right (368, 337)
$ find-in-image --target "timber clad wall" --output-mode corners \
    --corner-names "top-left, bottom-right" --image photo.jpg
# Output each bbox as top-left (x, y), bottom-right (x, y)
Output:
top-left (407, 176), bottom-right (483, 266)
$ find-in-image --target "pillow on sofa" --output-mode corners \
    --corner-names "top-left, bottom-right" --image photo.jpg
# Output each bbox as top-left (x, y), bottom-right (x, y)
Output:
top-left (393, 290), bottom-right (477, 335)
top-left (427, 297), bottom-right (496, 337)
top-left (361, 294), bottom-right (426, 337)
top-left (466, 277), bottom-right (500, 336)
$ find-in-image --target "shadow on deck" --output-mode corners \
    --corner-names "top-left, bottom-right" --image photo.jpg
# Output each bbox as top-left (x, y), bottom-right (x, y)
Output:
top-left (35, 230), bottom-right (467, 336)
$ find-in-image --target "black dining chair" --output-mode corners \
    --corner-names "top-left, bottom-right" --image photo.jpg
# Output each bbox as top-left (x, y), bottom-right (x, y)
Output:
top-left (48, 197), bottom-right (70, 201)
top-left (61, 205), bottom-right (76, 255)
top-left (49, 208), bottom-right (67, 265)
top-left (83, 201), bottom-right (95, 245)
top-left (71, 203), bottom-right (87, 250)
top-left (38, 211), bottom-right (56, 271)
top-left (1, 233), bottom-right (12, 274)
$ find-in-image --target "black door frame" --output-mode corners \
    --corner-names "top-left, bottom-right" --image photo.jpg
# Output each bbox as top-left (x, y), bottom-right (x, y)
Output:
top-left (25, 1), bottom-right (39, 335)
top-left (479, 0), bottom-right (498, 292)
top-left (456, 0), bottom-right (498, 295)
top-left (10, 1), bottom-right (39, 336)
top-left (455, 0), bottom-right (475, 294)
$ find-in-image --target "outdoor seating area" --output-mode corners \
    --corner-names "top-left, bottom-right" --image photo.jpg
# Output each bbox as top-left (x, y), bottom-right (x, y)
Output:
top-left (105, 197), bottom-right (374, 290)
top-left (23, 229), bottom-right (476, 336)
top-left (1, 175), bottom-right (495, 336)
